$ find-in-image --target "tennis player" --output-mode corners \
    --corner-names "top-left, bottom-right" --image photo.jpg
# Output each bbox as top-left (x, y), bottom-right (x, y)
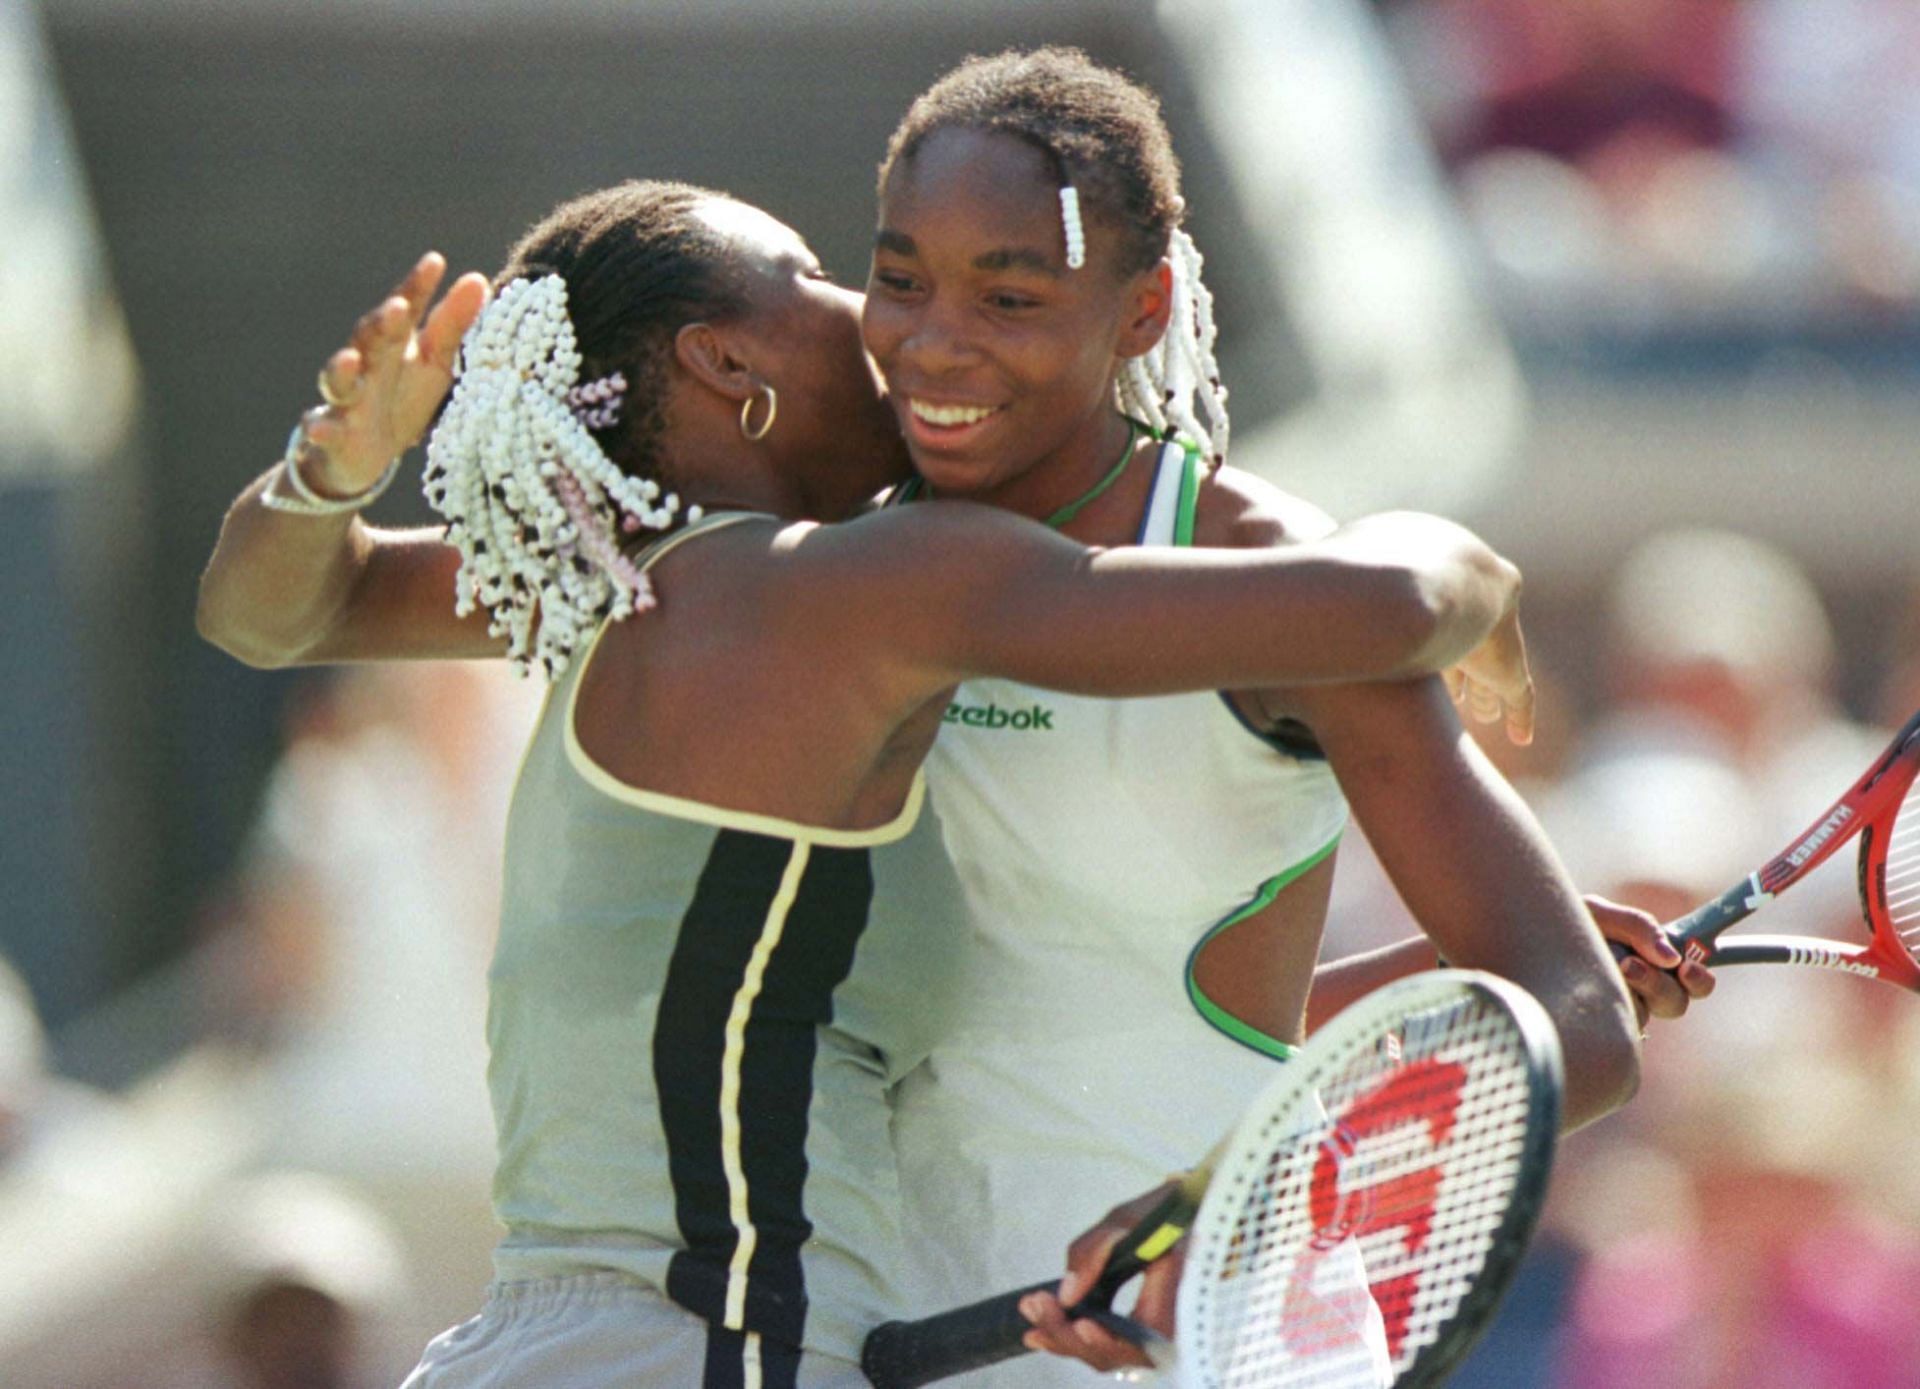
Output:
top-left (860, 50), bottom-right (1701, 1379)
top-left (197, 183), bottom-right (1538, 1389)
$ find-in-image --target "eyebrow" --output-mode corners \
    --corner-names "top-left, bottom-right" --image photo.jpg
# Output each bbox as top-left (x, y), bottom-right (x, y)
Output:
top-left (873, 229), bottom-right (1063, 278)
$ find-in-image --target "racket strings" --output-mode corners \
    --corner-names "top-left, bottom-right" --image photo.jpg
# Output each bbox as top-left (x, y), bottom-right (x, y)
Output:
top-left (1188, 995), bottom-right (1543, 1387)
top-left (1885, 779), bottom-right (1920, 965)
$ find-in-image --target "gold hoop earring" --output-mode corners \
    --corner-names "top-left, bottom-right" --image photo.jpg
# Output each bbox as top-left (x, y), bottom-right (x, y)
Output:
top-left (740, 384), bottom-right (778, 441)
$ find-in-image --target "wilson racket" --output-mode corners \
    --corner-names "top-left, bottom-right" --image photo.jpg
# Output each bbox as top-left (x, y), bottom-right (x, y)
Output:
top-left (1656, 706), bottom-right (1920, 992)
top-left (862, 970), bottom-right (1564, 1388)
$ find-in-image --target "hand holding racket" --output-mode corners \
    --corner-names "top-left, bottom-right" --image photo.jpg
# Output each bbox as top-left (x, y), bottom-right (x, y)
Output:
top-left (1634, 707), bottom-right (1920, 992)
top-left (862, 971), bottom-right (1565, 1388)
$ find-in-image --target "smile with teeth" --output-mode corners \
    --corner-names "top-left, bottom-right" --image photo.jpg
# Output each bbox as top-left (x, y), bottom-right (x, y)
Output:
top-left (908, 398), bottom-right (1003, 428)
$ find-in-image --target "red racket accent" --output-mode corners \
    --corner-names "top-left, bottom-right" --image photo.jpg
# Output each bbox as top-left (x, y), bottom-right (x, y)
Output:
top-left (1664, 708), bottom-right (1920, 995)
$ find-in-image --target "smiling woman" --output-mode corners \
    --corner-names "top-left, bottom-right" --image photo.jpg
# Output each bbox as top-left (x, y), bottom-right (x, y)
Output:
top-left (859, 49), bottom-right (1659, 1383)
top-left (193, 167), bottom-right (1536, 1387)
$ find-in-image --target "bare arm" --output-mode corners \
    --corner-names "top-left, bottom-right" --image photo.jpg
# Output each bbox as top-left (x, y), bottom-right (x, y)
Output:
top-left (1289, 678), bottom-right (1641, 1129)
top-left (781, 501), bottom-right (1523, 702)
top-left (1301, 908), bottom-right (1713, 1037)
top-left (195, 255), bottom-right (501, 666)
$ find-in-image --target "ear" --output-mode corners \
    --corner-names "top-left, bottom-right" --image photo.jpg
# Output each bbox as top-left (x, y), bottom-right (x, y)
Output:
top-left (1114, 259), bottom-right (1174, 361)
top-left (673, 322), bottom-right (760, 403)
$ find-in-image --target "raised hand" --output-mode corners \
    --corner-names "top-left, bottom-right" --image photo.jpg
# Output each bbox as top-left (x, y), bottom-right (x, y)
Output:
top-left (296, 253), bottom-right (490, 498)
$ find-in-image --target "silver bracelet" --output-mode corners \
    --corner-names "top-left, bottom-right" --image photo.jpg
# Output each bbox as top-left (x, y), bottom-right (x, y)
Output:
top-left (261, 424), bottom-right (402, 516)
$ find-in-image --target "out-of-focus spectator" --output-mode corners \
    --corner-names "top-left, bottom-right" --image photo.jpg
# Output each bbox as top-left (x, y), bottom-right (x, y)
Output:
top-left (1739, 0), bottom-right (1920, 313)
top-left (1876, 578), bottom-right (1920, 730)
top-left (149, 1172), bottom-right (412, 1389)
top-left (1383, 0), bottom-right (1920, 324)
top-left (1413, 0), bottom-right (1740, 168)
top-left (204, 662), bottom-right (537, 1181)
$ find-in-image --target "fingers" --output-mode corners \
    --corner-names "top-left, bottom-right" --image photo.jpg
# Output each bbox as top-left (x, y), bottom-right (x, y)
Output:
top-left (317, 347), bottom-right (363, 409)
top-left (1588, 893), bottom-right (1714, 1022)
top-left (1130, 1244), bottom-right (1183, 1340)
top-left (389, 251), bottom-right (447, 326)
top-left (1620, 954), bottom-right (1690, 1021)
top-left (1504, 678), bottom-right (1536, 746)
top-left (1058, 1222), bottom-right (1125, 1308)
top-left (1019, 1290), bottom-right (1154, 1372)
top-left (351, 293), bottom-right (416, 384)
top-left (419, 272), bottom-right (491, 373)
top-left (1678, 958), bottom-right (1716, 999)
top-left (1587, 895), bottom-right (1682, 971)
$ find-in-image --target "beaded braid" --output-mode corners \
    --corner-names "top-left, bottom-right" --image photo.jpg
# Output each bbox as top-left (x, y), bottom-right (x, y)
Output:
top-left (1115, 226), bottom-right (1230, 468)
top-left (423, 275), bottom-right (694, 679)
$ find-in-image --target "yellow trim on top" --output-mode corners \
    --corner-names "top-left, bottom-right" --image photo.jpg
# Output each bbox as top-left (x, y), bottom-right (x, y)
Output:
top-left (720, 841), bottom-right (810, 1330)
top-left (559, 527), bottom-right (926, 847)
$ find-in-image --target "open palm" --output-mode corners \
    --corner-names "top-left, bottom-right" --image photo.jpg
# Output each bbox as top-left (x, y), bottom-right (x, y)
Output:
top-left (301, 253), bottom-right (491, 494)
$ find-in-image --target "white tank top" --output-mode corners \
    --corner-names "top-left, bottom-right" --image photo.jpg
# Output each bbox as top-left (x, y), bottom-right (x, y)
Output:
top-left (892, 442), bottom-right (1359, 1384)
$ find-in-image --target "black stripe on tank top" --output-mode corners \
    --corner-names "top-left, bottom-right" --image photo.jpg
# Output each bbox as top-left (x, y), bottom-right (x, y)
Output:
top-left (657, 827), bottom-right (876, 1350)
top-left (702, 1326), bottom-right (805, 1389)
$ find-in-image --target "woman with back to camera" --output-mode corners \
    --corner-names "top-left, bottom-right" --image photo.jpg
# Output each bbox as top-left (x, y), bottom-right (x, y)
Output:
top-left (859, 49), bottom-right (1704, 1379)
top-left (198, 180), bottom-right (1536, 1388)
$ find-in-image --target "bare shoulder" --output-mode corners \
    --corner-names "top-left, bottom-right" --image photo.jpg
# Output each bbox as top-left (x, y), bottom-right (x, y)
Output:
top-left (1191, 463), bottom-right (1338, 551)
top-left (765, 499), bottom-right (1079, 589)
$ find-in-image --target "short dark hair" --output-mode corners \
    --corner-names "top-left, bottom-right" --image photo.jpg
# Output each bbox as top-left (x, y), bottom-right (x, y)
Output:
top-left (500, 179), bottom-right (751, 480)
top-left (879, 47), bottom-right (1184, 276)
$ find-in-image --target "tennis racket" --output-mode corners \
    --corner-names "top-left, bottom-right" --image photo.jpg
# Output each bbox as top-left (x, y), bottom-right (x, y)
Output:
top-left (1652, 706), bottom-right (1920, 992)
top-left (862, 970), bottom-right (1564, 1388)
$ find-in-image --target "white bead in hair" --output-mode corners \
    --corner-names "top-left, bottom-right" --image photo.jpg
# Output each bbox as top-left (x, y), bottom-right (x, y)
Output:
top-left (1116, 224), bottom-right (1230, 467)
top-left (424, 275), bottom-right (681, 678)
top-left (1059, 186), bottom-right (1087, 270)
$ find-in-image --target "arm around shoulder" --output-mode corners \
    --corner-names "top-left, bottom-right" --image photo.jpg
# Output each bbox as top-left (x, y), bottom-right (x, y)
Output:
top-left (774, 502), bottom-right (1517, 703)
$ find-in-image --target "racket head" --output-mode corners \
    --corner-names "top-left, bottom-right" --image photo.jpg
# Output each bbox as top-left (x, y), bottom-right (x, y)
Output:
top-left (1176, 971), bottom-right (1563, 1389)
top-left (1860, 715), bottom-right (1920, 988)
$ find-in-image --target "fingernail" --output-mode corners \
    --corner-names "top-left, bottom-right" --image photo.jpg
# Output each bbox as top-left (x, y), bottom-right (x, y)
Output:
top-left (1058, 1274), bottom-right (1083, 1305)
top-left (1622, 958), bottom-right (1646, 980)
top-left (1655, 939), bottom-right (1681, 966)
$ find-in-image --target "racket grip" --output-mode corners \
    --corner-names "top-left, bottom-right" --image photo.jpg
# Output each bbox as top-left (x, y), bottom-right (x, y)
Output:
top-left (861, 1280), bottom-right (1055, 1389)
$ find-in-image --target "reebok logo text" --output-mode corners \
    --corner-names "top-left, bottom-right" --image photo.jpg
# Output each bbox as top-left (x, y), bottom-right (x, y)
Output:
top-left (943, 701), bottom-right (1055, 732)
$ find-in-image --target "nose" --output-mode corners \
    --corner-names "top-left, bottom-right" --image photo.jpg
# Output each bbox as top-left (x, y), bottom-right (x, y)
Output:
top-left (888, 293), bottom-right (982, 380)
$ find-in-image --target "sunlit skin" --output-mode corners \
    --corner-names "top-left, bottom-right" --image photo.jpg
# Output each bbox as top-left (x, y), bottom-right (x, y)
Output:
top-left (865, 127), bottom-right (1171, 521)
top-left (676, 200), bottom-right (912, 522)
top-left (864, 126), bottom-right (1696, 1374)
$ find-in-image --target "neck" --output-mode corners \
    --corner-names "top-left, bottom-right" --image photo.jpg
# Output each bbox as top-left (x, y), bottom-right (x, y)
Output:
top-left (966, 409), bottom-right (1141, 524)
top-left (659, 439), bottom-right (810, 521)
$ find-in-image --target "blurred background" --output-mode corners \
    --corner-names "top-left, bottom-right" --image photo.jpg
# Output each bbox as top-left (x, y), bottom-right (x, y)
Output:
top-left (2, 0), bottom-right (1914, 1383)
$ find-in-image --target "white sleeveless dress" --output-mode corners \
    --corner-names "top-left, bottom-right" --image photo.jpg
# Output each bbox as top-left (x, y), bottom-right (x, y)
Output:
top-left (892, 442), bottom-right (1387, 1385)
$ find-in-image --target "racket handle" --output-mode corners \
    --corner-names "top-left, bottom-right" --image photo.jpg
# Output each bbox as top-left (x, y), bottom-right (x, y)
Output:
top-left (862, 1280), bottom-right (1055, 1389)
top-left (1082, 1182), bottom-right (1195, 1305)
top-left (1665, 878), bottom-right (1761, 950)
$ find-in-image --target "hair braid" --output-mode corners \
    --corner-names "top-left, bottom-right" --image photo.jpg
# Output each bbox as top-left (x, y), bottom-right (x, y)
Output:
top-left (421, 181), bottom-right (743, 677)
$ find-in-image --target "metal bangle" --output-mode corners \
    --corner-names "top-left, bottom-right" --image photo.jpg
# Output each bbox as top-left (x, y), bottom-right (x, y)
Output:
top-left (260, 424), bottom-right (401, 516)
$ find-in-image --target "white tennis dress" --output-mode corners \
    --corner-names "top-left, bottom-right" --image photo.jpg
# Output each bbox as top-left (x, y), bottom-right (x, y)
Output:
top-left (892, 441), bottom-right (1381, 1386)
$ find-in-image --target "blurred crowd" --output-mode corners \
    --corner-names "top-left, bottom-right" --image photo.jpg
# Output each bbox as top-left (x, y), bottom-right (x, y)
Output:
top-left (0, 667), bottom-right (541, 1389)
top-left (5, 527), bottom-right (1912, 1387)
top-left (1378, 0), bottom-right (1920, 332)
top-left (3, 3), bottom-right (1913, 1386)
top-left (1327, 528), bottom-right (1920, 1387)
